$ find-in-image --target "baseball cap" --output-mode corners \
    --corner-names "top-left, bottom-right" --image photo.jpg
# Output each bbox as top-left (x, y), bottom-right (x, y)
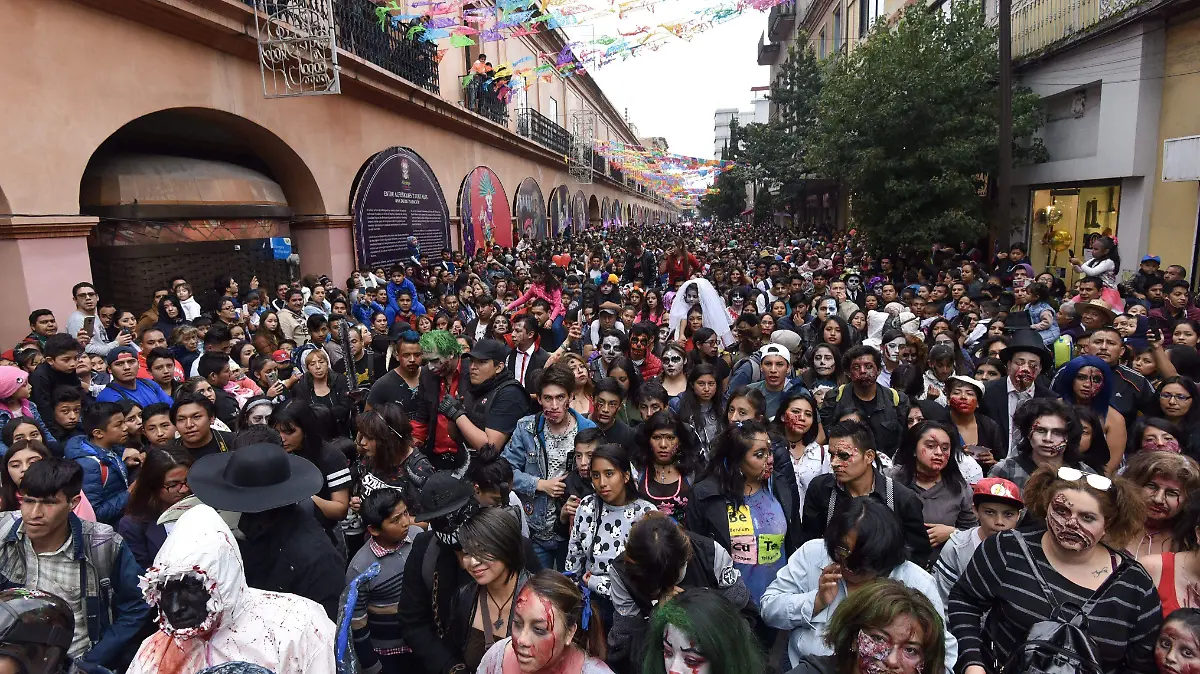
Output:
top-left (770, 330), bottom-right (802, 354)
top-left (271, 349), bottom-right (292, 364)
top-left (599, 307), bottom-right (619, 316)
top-left (463, 339), bottom-right (510, 363)
top-left (758, 343), bottom-right (791, 362)
top-left (972, 477), bottom-right (1023, 508)
top-left (1142, 255), bottom-right (1161, 264)
top-left (105, 345), bottom-right (139, 366)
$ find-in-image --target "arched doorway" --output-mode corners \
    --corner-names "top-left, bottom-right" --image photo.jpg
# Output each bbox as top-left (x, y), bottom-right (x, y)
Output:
top-left (80, 108), bottom-right (323, 312)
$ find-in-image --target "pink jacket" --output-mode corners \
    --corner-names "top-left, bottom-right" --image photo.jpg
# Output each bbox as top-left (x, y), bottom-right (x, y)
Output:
top-left (506, 284), bottom-right (564, 320)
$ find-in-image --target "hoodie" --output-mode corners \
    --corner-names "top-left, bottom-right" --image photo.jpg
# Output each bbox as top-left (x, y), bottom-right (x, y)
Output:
top-left (130, 505), bottom-right (336, 674)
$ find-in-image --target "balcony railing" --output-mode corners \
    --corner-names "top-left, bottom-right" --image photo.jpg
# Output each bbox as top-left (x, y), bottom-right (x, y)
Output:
top-left (768, 1), bottom-right (798, 40)
top-left (244, 0), bottom-right (439, 94)
top-left (1010, 0), bottom-right (1146, 58)
top-left (517, 107), bottom-right (570, 155)
top-left (461, 76), bottom-right (511, 125)
top-left (611, 166), bottom-right (626, 184)
top-left (757, 33), bottom-right (782, 66)
top-left (592, 150), bottom-right (607, 176)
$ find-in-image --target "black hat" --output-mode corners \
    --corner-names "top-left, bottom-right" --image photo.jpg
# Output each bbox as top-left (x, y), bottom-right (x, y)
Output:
top-left (415, 471), bottom-right (476, 522)
top-left (463, 338), bottom-right (510, 363)
top-left (187, 443), bottom-right (322, 513)
top-left (999, 328), bottom-right (1053, 369)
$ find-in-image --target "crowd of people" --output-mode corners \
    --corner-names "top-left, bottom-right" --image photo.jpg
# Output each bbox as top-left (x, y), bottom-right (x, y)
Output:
top-left (4, 220), bottom-right (1200, 674)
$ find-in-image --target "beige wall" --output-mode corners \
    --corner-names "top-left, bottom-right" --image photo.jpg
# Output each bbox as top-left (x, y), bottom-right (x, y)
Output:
top-left (0, 0), bottom-right (672, 345)
top-left (1148, 13), bottom-right (1200, 269)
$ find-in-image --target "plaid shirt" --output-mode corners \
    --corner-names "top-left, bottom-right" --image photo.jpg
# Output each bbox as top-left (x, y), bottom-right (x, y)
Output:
top-left (20, 529), bottom-right (89, 656)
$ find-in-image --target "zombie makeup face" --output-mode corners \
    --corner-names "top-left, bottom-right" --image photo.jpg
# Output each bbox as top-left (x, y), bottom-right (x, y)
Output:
top-left (855, 617), bottom-right (927, 674)
top-left (510, 587), bottom-right (575, 673)
top-left (600, 336), bottom-right (623, 364)
top-left (160, 576), bottom-right (212, 631)
top-left (1008, 353), bottom-right (1042, 392)
top-left (781, 399), bottom-right (815, 437)
top-left (883, 338), bottom-right (905, 364)
top-left (738, 433), bottom-right (773, 484)
top-left (1046, 490), bottom-right (1105, 552)
top-left (1028, 414), bottom-right (1069, 460)
top-left (663, 624), bottom-right (711, 674)
top-left (422, 347), bottom-right (458, 377)
top-left (1144, 476), bottom-right (1185, 523)
top-left (1156, 620), bottom-right (1200, 674)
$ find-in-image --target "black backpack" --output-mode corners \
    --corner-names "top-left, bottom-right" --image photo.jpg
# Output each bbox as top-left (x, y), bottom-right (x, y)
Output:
top-left (1001, 533), bottom-right (1115, 674)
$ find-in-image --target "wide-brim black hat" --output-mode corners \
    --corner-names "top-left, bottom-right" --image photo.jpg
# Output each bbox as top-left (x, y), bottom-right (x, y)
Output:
top-left (188, 443), bottom-right (323, 514)
top-left (1000, 328), bottom-right (1053, 369)
top-left (415, 471), bottom-right (476, 522)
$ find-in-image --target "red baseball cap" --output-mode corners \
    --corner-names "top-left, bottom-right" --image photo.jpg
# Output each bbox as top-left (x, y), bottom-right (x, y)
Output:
top-left (972, 477), bottom-right (1023, 508)
top-left (271, 349), bottom-right (292, 364)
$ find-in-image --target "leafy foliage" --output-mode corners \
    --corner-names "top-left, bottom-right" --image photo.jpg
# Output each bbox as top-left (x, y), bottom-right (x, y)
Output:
top-left (808, 0), bottom-right (1045, 252)
top-left (699, 118), bottom-right (748, 222)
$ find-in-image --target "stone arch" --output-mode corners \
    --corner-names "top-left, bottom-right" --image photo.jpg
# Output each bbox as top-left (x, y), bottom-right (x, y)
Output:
top-left (589, 195), bottom-right (600, 229)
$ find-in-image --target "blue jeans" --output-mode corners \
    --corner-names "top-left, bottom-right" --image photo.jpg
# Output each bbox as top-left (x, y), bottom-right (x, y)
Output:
top-left (533, 538), bottom-right (566, 571)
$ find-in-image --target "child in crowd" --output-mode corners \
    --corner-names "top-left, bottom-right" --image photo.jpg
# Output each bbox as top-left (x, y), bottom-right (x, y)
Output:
top-left (346, 487), bottom-right (418, 674)
top-left (933, 477), bottom-right (1023, 602)
top-left (557, 427), bottom-right (602, 537)
top-left (466, 446), bottom-right (529, 537)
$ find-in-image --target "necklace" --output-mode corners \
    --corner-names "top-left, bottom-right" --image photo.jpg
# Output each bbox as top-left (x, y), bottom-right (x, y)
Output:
top-left (654, 464), bottom-right (678, 482)
top-left (486, 585), bottom-right (515, 631)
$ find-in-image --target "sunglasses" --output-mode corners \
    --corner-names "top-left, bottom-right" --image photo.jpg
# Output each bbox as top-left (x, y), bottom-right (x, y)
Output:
top-left (1057, 466), bottom-right (1111, 490)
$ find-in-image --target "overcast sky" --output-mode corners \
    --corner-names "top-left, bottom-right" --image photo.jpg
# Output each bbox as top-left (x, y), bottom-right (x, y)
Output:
top-left (565, 9), bottom-right (770, 160)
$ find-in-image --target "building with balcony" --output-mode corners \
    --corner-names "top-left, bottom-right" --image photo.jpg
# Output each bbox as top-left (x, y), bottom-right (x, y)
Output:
top-left (0, 0), bottom-right (677, 346)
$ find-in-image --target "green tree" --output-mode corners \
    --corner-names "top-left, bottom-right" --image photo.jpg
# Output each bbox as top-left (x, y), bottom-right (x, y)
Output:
top-left (807, 0), bottom-right (1045, 252)
top-left (700, 119), bottom-right (748, 222)
top-left (737, 41), bottom-right (824, 207)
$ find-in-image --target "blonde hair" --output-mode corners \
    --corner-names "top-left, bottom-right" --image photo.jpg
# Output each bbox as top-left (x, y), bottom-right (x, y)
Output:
top-left (170, 325), bottom-right (199, 346)
top-left (304, 348), bottom-right (330, 367)
top-left (1124, 451), bottom-right (1200, 494)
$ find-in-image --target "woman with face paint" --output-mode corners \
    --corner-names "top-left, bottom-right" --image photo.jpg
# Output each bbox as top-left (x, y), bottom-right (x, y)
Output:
top-left (1121, 451), bottom-right (1200, 560)
top-left (1052, 356), bottom-right (1127, 474)
top-left (773, 390), bottom-right (828, 514)
top-left (887, 421), bottom-right (978, 555)
top-left (761, 497), bottom-right (954, 670)
top-left (799, 344), bottom-right (849, 406)
top-left (787, 579), bottom-right (946, 674)
top-left (476, 570), bottom-right (611, 674)
top-left (659, 344), bottom-right (689, 400)
top-left (949, 466), bottom-right (1160, 674)
top-left (945, 376), bottom-right (1004, 473)
top-left (1146, 490), bottom-right (1200, 618)
top-left (632, 411), bottom-right (702, 524)
top-left (641, 589), bottom-right (764, 674)
top-left (686, 421), bottom-right (802, 631)
top-left (667, 279), bottom-right (733, 349)
top-left (1154, 608), bottom-right (1200, 674)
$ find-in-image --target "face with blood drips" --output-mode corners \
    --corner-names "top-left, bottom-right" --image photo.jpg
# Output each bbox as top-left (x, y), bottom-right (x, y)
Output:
top-left (510, 587), bottom-right (575, 673)
top-left (663, 624), bottom-right (711, 674)
top-left (1156, 621), bottom-right (1200, 674)
top-left (855, 617), bottom-right (927, 674)
top-left (1046, 490), bottom-right (1106, 552)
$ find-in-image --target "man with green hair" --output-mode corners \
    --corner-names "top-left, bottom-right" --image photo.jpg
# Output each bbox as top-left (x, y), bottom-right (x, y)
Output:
top-left (410, 332), bottom-right (529, 472)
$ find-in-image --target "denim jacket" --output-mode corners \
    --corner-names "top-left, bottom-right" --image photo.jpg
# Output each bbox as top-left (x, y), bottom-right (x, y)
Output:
top-left (0, 512), bottom-right (149, 669)
top-left (502, 410), bottom-right (597, 541)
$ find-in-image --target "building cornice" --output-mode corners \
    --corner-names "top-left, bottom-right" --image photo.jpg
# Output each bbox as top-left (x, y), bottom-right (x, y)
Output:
top-left (0, 216), bottom-right (99, 240)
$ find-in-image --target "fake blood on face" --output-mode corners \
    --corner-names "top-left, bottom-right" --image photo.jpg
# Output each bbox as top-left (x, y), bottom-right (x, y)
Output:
top-left (1047, 491), bottom-right (1102, 552)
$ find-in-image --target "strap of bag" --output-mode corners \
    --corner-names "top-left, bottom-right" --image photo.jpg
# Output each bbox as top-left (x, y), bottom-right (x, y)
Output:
top-left (885, 475), bottom-right (894, 511)
top-left (1013, 532), bottom-right (1062, 615)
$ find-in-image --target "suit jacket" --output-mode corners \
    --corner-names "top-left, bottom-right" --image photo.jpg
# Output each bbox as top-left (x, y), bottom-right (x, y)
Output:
top-left (978, 377), bottom-right (1058, 460)
top-left (506, 346), bottom-right (550, 391)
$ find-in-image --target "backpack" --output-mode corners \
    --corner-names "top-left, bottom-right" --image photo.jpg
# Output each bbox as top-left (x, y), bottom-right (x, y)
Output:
top-left (1001, 533), bottom-right (1112, 674)
top-left (730, 352), bottom-right (762, 385)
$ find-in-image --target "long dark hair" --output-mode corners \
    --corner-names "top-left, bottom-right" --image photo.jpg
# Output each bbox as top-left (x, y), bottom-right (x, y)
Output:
top-left (1073, 405), bottom-right (1113, 473)
top-left (801, 342), bottom-right (848, 387)
top-left (686, 327), bottom-right (718, 369)
top-left (589, 443), bottom-right (642, 505)
top-left (0, 440), bottom-right (51, 511)
top-left (771, 390), bottom-right (821, 446)
top-left (607, 357), bottom-right (643, 405)
top-left (891, 421), bottom-right (966, 496)
top-left (355, 403), bottom-right (413, 475)
top-left (269, 398), bottom-right (328, 464)
top-left (699, 420), bottom-right (770, 507)
top-left (677, 365), bottom-right (719, 430)
top-left (126, 447), bottom-right (193, 521)
top-left (620, 511), bottom-right (693, 603)
top-left (633, 411), bottom-right (702, 478)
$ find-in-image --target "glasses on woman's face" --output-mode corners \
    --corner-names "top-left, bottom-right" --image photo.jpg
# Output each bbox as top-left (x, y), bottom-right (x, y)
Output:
top-left (162, 480), bottom-right (189, 493)
top-left (1161, 392), bottom-right (1193, 403)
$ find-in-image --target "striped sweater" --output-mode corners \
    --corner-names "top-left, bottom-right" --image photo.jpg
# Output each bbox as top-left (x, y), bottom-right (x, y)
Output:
top-left (947, 528), bottom-right (1162, 674)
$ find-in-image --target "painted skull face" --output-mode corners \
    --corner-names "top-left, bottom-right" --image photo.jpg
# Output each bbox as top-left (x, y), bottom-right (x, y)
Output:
top-left (884, 338), bottom-right (906, 362)
top-left (847, 276), bottom-right (862, 292)
top-left (684, 286), bottom-right (699, 307)
top-left (600, 336), bottom-right (623, 363)
top-left (813, 348), bottom-right (837, 376)
top-left (659, 326), bottom-right (672, 343)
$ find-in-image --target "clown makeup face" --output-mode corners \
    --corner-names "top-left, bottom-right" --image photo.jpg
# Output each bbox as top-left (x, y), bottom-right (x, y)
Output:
top-left (1143, 475), bottom-right (1185, 523)
top-left (1046, 490), bottom-right (1105, 552)
top-left (511, 587), bottom-right (575, 673)
top-left (684, 286), bottom-right (699, 307)
top-left (663, 624), bottom-right (711, 674)
top-left (855, 617), bottom-right (927, 674)
top-left (422, 347), bottom-right (458, 377)
top-left (600, 335), bottom-right (623, 364)
top-left (813, 347), bottom-right (837, 377)
top-left (1156, 619), bottom-right (1200, 674)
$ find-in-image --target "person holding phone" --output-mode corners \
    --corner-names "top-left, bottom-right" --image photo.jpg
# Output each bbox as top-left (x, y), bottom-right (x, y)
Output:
top-left (65, 282), bottom-right (129, 357)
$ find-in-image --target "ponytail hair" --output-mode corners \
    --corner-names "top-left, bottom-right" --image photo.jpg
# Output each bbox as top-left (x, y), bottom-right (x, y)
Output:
top-left (524, 570), bottom-right (606, 659)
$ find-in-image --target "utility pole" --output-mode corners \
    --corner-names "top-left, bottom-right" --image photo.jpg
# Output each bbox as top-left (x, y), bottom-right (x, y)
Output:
top-left (996, 0), bottom-right (1013, 240)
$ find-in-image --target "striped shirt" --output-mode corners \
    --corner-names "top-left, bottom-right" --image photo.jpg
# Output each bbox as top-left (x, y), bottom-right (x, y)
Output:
top-left (347, 527), bottom-right (417, 668)
top-left (947, 528), bottom-right (1162, 674)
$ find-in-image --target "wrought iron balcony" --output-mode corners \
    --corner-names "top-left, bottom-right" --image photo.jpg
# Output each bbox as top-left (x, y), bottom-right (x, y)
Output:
top-left (758, 32), bottom-right (781, 66)
top-left (243, 0), bottom-right (440, 94)
top-left (768, 1), bottom-right (797, 41)
top-left (461, 76), bottom-right (511, 125)
top-left (611, 166), bottom-right (626, 184)
top-left (517, 108), bottom-right (570, 155)
top-left (1010, 0), bottom-right (1148, 58)
top-left (592, 150), bottom-right (607, 176)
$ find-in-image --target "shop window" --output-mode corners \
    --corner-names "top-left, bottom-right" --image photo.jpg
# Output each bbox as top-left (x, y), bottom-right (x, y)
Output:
top-left (1028, 184), bottom-right (1121, 285)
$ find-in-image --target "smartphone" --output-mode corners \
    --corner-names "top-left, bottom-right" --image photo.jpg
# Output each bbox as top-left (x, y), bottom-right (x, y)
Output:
top-left (82, 316), bottom-right (95, 336)
top-left (1069, 249), bottom-right (1076, 258)
top-left (267, 370), bottom-right (279, 385)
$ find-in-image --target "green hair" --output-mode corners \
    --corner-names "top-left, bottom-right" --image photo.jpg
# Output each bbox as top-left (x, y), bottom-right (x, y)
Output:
top-left (642, 589), bottom-right (763, 674)
top-left (823, 579), bottom-right (946, 674)
top-left (419, 330), bottom-right (461, 358)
